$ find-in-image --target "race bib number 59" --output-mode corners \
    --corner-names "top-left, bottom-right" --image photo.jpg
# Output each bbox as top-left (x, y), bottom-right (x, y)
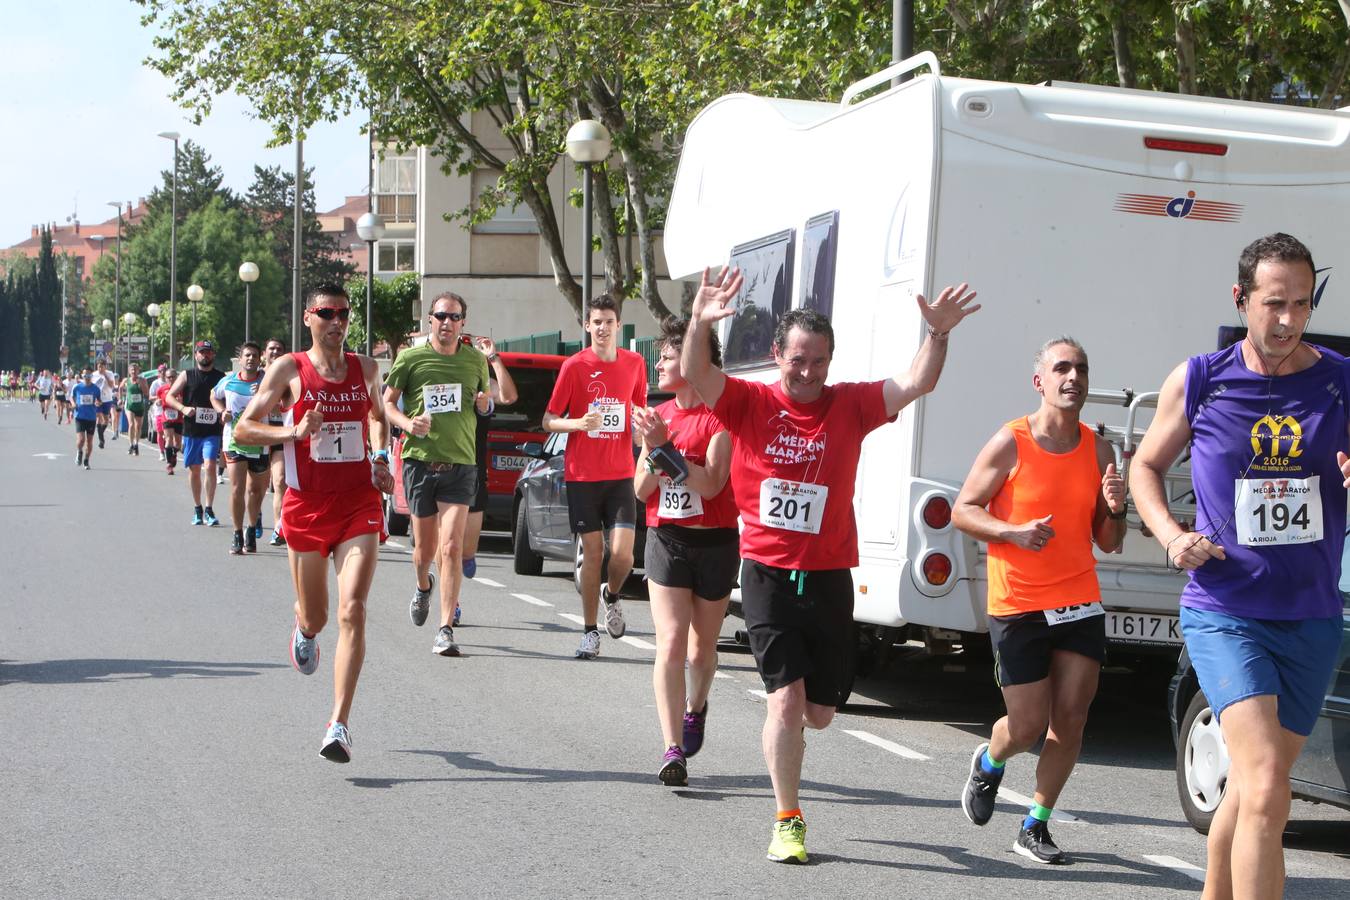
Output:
top-left (310, 421), bottom-right (365, 463)
top-left (586, 402), bottom-right (625, 438)
top-left (758, 478), bottom-right (827, 534)
top-left (1234, 476), bottom-right (1323, 546)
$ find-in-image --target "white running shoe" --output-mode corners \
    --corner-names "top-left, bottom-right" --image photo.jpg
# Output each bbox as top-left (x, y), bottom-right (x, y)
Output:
top-left (601, 585), bottom-right (626, 638)
top-left (320, 721), bottom-right (353, 763)
top-left (575, 630), bottom-right (601, 660)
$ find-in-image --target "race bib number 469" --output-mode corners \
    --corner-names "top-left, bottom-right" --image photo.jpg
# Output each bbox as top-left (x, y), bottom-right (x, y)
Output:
top-left (423, 383), bottom-right (462, 415)
top-left (310, 421), bottom-right (365, 463)
top-left (1234, 476), bottom-right (1323, 546)
top-left (193, 408), bottom-right (220, 425)
top-left (758, 479), bottom-right (827, 535)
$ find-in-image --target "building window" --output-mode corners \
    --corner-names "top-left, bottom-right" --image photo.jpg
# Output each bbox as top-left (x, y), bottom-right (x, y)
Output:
top-left (377, 240), bottom-right (415, 273)
top-left (470, 170), bottom-right (538, 234)
top-left (722, 228), bottom-right (794, 370)
top-left (376, 155), bottom-right (417, 224)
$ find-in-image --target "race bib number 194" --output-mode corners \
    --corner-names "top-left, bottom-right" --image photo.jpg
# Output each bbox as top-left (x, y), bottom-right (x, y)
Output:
top-left (758, 479), bottom-right (827, 534)
top-left (1234, 476), bottom-right (1323, 546)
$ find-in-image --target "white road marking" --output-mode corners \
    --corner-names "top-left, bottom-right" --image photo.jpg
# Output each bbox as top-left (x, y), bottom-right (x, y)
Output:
top-left (511, 593), bottom-right (554, 608)
top-left (475, 577), bottom-right (505, 588)
top-left (713, 672), bottom-right (733, 680)
top-left (619, 636), bottom-right (657, 650)
top-left (748, 689), bottom-right (769, 701)
top-left (32, 452), bottom-right (63, 459)
top-left (558, 612), bottom-right (585, 626)
top-left (995, 787), bottom-right (1081, 824)
top-left (1143, 855), bottom-right (1205, 882)
top-left (842, 729), bottom-right (930, 761)
top-left (385, 540), bottom-right (407, 551)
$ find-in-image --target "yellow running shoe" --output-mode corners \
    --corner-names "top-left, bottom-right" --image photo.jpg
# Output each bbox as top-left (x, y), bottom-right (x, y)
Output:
top-left (767, 815), bottom-right (808, 863)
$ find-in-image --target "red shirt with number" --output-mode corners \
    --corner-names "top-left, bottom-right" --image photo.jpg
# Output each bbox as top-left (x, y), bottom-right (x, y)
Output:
top-left (644, 400), bottom-right (739, 529)
top-left (283, 352), bottom-right (373, 493)
top-left (712, 377), bottom-right (893, 570)
top-left (546, 347), bottom-right (648, 482)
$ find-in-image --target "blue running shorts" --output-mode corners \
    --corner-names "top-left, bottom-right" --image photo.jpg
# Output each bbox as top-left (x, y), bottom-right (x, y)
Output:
top-left (1180, 606), bottom-right (1341, 736)
top-left (182, 434), bottom-right (223, 468)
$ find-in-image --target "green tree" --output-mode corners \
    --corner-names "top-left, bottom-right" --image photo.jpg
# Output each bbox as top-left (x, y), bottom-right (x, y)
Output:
top-left (26, 229), bottom-right (62, 370)
top-left (143, 139), bottom-right (238, 224)
top-left (0, 271), bottom-right (18, 371)
top-left (344, 271), bottom-right (419, 358)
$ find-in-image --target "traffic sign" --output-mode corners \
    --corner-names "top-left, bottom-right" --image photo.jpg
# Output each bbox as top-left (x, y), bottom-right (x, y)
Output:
top-left (102, 341), bottom-right (113, 354)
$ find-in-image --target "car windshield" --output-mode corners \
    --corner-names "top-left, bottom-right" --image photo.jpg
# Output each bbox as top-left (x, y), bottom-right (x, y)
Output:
top-left (494, 367), bottom-right (556, 432)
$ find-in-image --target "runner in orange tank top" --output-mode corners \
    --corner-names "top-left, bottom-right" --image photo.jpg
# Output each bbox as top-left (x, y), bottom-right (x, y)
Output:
top-left (952, 337), bottom-right (1126, 864)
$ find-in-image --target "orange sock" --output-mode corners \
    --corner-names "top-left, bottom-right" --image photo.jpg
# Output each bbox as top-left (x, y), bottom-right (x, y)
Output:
top-left (776, 808), bottom-right (802, 821)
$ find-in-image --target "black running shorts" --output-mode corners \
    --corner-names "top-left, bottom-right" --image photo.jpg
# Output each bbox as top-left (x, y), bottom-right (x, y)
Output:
top-left (987, 607), bottom-right (1107, 688)
top-left (565, 477), bottom-right (636, 534)
top-left (740, 560), bottom-right (855, 707)
top-left (644, 526), bottom-right (739, 599)
top-left (403, 459), bottom-right (477, 516)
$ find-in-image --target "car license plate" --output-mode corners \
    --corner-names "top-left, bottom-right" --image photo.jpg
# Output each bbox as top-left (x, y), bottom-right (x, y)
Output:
top-left (1105, 610), bottom-right (1182, 646)
top-left (493, 454), bottom-right (531, 471)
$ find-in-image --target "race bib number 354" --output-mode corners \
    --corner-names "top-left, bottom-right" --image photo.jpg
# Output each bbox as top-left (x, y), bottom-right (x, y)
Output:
top-left (423, 383), bottom-right (462, 415)
top-left (758, 479), bottom-right (827, 535)
top-left (310, 421), bottom-right (365, 463)
top-left (1234, 476), bottom-right (1323, 546)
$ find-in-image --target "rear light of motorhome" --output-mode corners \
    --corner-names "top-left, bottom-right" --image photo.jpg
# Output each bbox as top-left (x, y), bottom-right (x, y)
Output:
top-left (922, 496), bottom-right (952, 530)
top-left (1144, 137), bottom-right (1228, 156)
top-left (921, 553), bottom-right (953, 586)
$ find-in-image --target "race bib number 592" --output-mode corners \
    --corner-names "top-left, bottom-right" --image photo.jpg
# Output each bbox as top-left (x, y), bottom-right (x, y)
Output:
top-left (758, 479), bottom-right (827, 534)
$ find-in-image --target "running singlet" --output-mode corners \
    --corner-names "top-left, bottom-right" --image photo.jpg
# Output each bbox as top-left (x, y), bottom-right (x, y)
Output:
top-left (125, 380), bottom-right (146, 414)
top-left (36, 375), bottom-right (52, 395)
top-left (713, 378), bottom-right (893, 571)
top-left (546, 347), bottom-right (648, 482)
top-left (71, 383), bottom-right (101, 420)
top-left (283, 352), bottom-right (374, 493)
top-left (156, 384), bottom-right (181, 424)
top-left (212, 371), bottom-right (264, 456)
top-left (986, 418), bottom-right (1102, 616)
top-left (93, 371), bottom-right (116, 403)
top-left (182, 368), bottom-right (226, 438)
top-left (1183, 342), bottom-right (1350, 620)
top-left (644, 399), bottom-right (739, 529)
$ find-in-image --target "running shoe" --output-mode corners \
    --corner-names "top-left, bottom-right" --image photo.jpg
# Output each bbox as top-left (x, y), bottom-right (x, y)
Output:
top-left (230, 531), bottom-right (244, 555)
top-left (432, 625), bottom-right (461, 657)
top-left (682, 703), bottom-right (708, 758)
top-left (83, 461), bottom-right (90, 470)
top-left (204, 508), bottom-right (220, 527)
top-left (253, 515), bottom-right (263, 540)
top-left (766, 815), bottom-right (808, 864)
top-left (166, 466), bottom-right (174, 476)
top-left (270, 530), bottom-right (286, 547)
top-left (216, 470), bottom-right (225, 485)
top-left (191, 509), bottom-right (204, 526)
top-left (244, 528), bottom-right (258, 554)
top-left (290, 621), bottom-right (319, 675)
top-left (410, 573), bottom-right (433, 626)
top-left (462, 556), bottom-right (477, 579)
top-left (658, 746), bottom-right (688, 787)
top-left (320, 721), bottom-right (353, 764)
top-left (961, 742), bottom-right (1003, 827)
top-left (1014, 820), bottom-right (1067, 865)
top-left (601, 585), bottom-right (626, 638)
top-left (575, 629), bottom-right (601, 660)
top-left (453, 602), bottom-right (462, 627)
top-left (76, 451), bottom-right (82, 466)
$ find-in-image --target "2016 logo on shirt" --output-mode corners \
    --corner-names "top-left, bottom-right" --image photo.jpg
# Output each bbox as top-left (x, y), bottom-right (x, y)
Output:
top-left (1248, 413), bottom-right (1304, 472)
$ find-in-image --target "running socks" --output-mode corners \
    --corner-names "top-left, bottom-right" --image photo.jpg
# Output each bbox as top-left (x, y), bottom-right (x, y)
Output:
top-left (96, 424), bottom-right (106, 442)
top-left (777, 808), bottom-right (803, 822)
top-left (1023, 803), bottom-right (1052, 830)
top-left (166, 446), bottom-right (177, 467)
top-left (980, 750), bottom-right (1005, 776)
top-left (584, 624), bottom-right (598, 633)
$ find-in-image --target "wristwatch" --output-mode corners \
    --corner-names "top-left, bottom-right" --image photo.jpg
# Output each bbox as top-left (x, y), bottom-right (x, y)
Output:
top-left (371, 449), bottom-right (390, 465)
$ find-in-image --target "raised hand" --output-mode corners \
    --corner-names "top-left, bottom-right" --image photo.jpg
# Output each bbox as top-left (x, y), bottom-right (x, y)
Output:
top-left (295, 409), bottom-right (325, 440)
top-left (915, 282), bottom-right (980, 335)
top-left (690, 266), bottom-right (743, 325)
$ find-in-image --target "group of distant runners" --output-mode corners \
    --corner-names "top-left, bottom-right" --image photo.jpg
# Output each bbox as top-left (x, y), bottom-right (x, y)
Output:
top-left (34, 233), bottom-right (1339, 897)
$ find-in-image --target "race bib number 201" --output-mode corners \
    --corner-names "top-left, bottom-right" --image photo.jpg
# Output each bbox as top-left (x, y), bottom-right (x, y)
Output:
top-left (758, 479), bottom-right (827, 535)
top-left (1234, 476), bottom-right (1323, 546)
top-left (310, 421), bottom-right (365, 463)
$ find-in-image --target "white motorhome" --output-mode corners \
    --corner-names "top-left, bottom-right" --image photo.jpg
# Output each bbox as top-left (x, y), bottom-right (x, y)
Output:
top-left (664, 53), bottom-right (1350, 677)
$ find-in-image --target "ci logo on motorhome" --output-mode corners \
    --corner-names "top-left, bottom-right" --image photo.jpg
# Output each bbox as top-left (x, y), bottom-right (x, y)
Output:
top-left (1113, 190), bottom-right (1243, 223)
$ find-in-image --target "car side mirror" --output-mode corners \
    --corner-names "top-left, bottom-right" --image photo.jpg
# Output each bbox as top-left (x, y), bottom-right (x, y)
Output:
top-left (518, 441), bottom-right (545, 458)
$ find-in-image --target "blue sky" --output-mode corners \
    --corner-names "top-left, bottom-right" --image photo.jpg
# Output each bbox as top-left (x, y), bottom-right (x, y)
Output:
top-left (0, 2), bottom-right (366, 244)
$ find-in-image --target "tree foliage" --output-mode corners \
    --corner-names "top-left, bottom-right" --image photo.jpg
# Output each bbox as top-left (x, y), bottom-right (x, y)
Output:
top-left (138, 0), bottom-right (1350, 327)
top-left (344, 271), bottom-right (420, 359)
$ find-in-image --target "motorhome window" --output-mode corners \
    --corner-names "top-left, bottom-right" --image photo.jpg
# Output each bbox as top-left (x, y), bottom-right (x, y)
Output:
top-left (489, 366), bottom-right (558, 432)
top-left (1217, 326), bottom-right (1350, 357)
top-left (724, 229), bottom-right (795, 369)
top-left (800, 211), bottom-right (839, 320)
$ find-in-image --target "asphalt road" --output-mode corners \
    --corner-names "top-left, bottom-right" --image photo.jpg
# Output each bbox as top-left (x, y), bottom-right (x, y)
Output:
top-left (3, 400), bottom-right (1347, 899)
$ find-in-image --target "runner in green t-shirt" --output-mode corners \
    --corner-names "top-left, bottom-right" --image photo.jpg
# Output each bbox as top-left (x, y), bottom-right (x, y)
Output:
top-left (383, 292), bottom-right (491, 656)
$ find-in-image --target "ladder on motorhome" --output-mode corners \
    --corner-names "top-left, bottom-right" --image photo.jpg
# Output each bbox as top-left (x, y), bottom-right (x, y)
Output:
top-left (1084, 388), bottom-right (1197, 534)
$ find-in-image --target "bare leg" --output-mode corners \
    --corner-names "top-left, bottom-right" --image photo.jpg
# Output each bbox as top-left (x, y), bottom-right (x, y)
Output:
top-left (329, 533), bottom-right (380, 724)
top-left (688, 593), bottom-right (730, 714)
top-left (606, 525), bottom-right (635, 594)
top-left (435, 501), bottom-right (470, 626)
top-left (988, 678), bottom-right (1053, 763)
top-left (188, 465), bottom-right (204, 506)
top-left (246, 469), bottom-right (268, 526)
top-left (411, 513), bottom-right (437, 593)
top-left (763, 680), bottom-right (837, 811)
top-left (649, 582), bottom-right (695, 748)
top-left (203, 455), bottom-right (219, 506)
top-left (229, 459), bottom-right (248, 528)
top-left (462, 510), bottom-right (484, 566)
top-left (270, 451), bottom-right (287, 530)
top-left (578, 530), bottom-right (604, 626)
top-left (1032, 651), bottom-right (1101, 809)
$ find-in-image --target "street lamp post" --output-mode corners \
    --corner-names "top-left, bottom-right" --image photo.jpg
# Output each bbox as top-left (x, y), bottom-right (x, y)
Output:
top-left (122, 312), bottom-right (137, 371)
top-left (355, 212), bottom-right (386, 357)
top-left (158, 131), bottom-right (180, 365)
top-left (146, 303), bottom-right (161, 371)
top-left (565, 120), bottom-right (613, 344)
top-left (108, 201), bottom-right (125, 374)
top-left (100, 319), bottom-right (112, 365)
top-left (238, 262), bottom-right (259, 344)
top-left (186, 284), bottom-right (204, 349)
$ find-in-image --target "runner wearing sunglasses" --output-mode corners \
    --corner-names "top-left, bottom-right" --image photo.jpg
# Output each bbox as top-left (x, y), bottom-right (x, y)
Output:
top-left (234, 283), bottom-right (394, 763)
top-left (383, 292), bottom-right (491, 656)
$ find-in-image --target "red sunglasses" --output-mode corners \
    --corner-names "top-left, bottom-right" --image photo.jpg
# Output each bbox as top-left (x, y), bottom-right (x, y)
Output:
top-left (307, 307), bottom-right (351, 321)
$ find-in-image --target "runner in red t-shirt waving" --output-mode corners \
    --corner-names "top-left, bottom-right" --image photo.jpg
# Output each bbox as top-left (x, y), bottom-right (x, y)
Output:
top-left (682, 266), bottom-right (980, 864)
top-left (543, 293), bottom-right (649, 660)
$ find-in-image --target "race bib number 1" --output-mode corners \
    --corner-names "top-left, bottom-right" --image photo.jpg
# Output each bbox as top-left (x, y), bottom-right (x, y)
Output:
top-left (659, 479), bottom-right (703, 520)
top-left (758, 479), bottom-right (827, 535)
top-left (310, 421), bottom-right (365, 463)
top-left (423, 383), bottom-right (462, 414)
top-left (1043, 602), bottom-right (1104, 626)
top-left (1234, 476), bottom-right (1323, 546)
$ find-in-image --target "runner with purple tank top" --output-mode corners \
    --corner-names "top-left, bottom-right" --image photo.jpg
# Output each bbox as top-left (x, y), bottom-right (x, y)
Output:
top-left (1130, 233), bottom-right (1347, 900)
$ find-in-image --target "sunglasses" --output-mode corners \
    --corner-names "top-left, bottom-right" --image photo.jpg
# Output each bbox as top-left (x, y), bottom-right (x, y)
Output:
top-left (430, 311), bottom-right (465, 322)
top-left (308, 307), bottom-right (351, 321)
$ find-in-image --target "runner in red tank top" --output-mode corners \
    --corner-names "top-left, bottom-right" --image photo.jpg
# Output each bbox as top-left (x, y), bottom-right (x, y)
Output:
top-left (234, 282), bottom-right (394, 764)
top-left (632, 318), bottom-right (737, 788)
